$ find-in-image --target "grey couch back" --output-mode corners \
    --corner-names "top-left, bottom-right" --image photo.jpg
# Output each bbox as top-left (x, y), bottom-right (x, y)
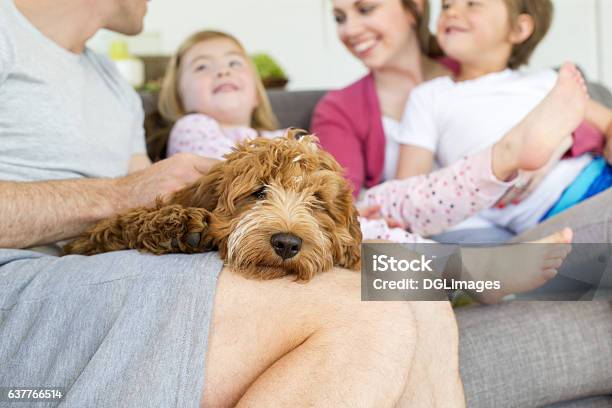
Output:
top-left (588, 82), bottom-right (612, 108)
top-left (141, 89), bottom-right (326, 130)
top-left (267, 90), bottom-right (325, 130)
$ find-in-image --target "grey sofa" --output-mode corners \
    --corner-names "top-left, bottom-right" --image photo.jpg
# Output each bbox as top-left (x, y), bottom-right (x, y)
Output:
top-left (139, 85), bottom-right (612, 408)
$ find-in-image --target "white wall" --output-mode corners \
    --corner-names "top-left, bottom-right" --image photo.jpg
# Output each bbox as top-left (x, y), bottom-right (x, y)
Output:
top-left (600, 0), bottom-right (612, 89)
top-left (89, 0), bottom-right (366, 90)
top-left (89, 0), bottom-right (611, 90)
top-left (529, 0), bottom-right (601, 82)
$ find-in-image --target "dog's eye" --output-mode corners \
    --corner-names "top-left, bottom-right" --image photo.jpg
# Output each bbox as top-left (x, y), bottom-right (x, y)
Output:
top-left (252, 186), bottom-right (267, 200)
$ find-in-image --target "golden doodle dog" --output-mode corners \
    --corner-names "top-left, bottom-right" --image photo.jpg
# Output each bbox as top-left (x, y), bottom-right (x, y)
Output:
top-left (64, 130), bottom-right (362, 281)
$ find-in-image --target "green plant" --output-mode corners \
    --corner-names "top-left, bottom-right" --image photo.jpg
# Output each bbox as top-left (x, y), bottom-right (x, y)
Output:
top-left (251, 53), bottom-right (287, 80)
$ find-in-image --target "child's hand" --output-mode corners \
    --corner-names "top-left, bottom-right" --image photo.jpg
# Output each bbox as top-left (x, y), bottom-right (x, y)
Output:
top-left (358, 205), bottom-right (406, 229)
top-left (358, 204), bottom-right (381, 219)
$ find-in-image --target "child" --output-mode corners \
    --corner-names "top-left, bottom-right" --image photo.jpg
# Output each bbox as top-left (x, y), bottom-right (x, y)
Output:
top-left (390, 0), bottom-right (612, 235)
top-left (158, 30), bottom-right (285, 160)
top-left (361, 63), bottom-right (588, 241)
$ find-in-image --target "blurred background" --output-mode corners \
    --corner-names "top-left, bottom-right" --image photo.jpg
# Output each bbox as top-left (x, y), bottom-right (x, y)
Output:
top-left (88, 0), bottom-right (612, 91)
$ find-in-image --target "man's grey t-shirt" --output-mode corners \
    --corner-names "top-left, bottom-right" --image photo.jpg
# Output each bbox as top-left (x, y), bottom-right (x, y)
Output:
top-left (0, 3), bottom-right (224, 405)
top-left (0, 0), bottom-right (146, 182)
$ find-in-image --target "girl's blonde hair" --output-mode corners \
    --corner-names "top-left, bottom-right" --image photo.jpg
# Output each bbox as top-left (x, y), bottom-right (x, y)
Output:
top-left (158, 30), bottom-right (279, 130)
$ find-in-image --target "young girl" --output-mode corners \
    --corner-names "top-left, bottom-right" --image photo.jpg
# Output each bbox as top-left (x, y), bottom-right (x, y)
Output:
top-left (158, 30), bottom-right (285, 160)
top-left (393, 0), bottom-right (612, 236)
top-left (159, 29), bottom-right (584, 302)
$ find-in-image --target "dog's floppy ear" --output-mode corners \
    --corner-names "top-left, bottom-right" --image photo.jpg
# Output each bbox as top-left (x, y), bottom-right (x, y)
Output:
top-left (285, 128), bottom-right (320, 151)
top-left (335, 187), bottom-right (362, 271)
top-left (170, 162), bottom-right (224, 211)
top-left (285, 127), bottom-right (310, 141)
top-left (314, 150), bottom-right (361, 270)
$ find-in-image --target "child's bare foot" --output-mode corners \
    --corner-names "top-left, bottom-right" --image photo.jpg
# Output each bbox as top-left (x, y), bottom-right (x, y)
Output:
top-left (493, 63), bottom-right (589, 180)
top-left (457, 228), bottom-right (573, 304)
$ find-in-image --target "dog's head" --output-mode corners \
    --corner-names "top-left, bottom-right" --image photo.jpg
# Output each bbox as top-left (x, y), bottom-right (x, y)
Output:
top-left (174, 130), bottom-right (362, 281)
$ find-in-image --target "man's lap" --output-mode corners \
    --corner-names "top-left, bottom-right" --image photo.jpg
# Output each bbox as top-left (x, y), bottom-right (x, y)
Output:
top-left (2, 246), bottom-right (611, 407)
top-left (0, 249), bottom-right (223, 408)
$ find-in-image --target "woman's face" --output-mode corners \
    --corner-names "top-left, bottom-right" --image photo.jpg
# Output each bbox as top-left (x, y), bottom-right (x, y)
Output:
top-left (178, 38), bottom-right (258, 126)
top-left (332, 0), bottom-right (422, 69)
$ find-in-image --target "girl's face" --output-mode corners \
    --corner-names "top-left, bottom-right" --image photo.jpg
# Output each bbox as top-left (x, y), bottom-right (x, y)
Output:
top-left (332, 0), bottom-right (421, 70)
top-left (179, 38), bottom-right (258, 126)
top-left (437, 0), bottom-right (514, 66)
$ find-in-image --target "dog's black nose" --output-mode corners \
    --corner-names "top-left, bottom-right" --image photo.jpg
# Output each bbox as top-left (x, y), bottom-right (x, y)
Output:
top-left (270, 233), bottom-right (302, 260)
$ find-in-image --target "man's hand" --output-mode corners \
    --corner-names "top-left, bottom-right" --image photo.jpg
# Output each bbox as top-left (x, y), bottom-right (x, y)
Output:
top-left (115, 153), bottom-right (220, 211)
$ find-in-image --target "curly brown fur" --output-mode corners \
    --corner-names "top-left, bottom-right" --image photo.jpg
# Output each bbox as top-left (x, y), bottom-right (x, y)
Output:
top-left (64, 130), bottom-right (362, 281)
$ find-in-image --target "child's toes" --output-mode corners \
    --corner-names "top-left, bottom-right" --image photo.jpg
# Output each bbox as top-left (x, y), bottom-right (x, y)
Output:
top-left (543, 257), bottom-right (564, 270)
top-left (543, 268), bottom-right (559, 280)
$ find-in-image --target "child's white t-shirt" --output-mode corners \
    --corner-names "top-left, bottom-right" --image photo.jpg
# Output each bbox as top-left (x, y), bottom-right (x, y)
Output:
top-left (395, 68), bottom-right (591, 233)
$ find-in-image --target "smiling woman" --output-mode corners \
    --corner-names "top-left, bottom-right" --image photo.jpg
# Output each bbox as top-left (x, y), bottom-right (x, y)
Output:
top-left (311, 0), bottom-right (457, 197)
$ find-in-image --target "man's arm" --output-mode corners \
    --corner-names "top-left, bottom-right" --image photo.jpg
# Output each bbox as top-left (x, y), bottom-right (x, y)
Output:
top-left (0, 153), bottom-right (220, 249)
top-left (0, 178), bottom-right (120, 248)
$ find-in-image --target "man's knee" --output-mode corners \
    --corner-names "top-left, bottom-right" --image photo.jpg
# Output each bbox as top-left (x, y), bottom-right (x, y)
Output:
top-left (216, 266), bottom-right (419, 355)
top-left (313, 269), bottom-right (418, 359)
top-left (426, 301), bottom-right (458, 337)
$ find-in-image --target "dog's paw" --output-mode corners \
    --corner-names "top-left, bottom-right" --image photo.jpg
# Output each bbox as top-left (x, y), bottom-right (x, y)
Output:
top-left (169, 208), bottom-right (209, 253)
top-left (171, 231), bottom-right (204, 251)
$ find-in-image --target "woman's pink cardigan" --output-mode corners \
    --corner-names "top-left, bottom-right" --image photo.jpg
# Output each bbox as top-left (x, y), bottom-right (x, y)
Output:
top-left (311, 73), bottom-right (384, 198)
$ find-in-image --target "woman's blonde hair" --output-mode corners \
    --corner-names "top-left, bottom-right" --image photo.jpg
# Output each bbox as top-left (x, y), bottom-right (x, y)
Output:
top-left (158, 30), bottom-right (279, 130)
